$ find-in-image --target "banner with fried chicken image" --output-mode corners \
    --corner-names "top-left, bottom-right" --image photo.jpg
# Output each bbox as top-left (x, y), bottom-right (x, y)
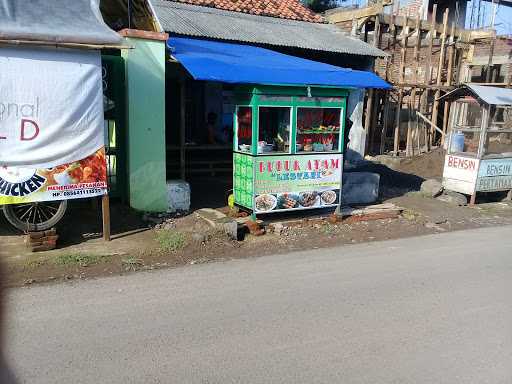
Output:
top-left (0, 148), bottom-right (107, 205)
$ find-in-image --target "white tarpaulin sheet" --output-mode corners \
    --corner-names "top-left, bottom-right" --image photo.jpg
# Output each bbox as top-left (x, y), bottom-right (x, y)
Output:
top-left (0, 47), bottom-right (104, 168)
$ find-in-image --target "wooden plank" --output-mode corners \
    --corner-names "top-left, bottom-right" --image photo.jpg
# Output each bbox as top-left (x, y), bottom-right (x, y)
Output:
top-left (417, 111), bottom-right (445, 136)
top-left (102, 194), bottom-right (111, 242)
top-left (380, 13), bottom-right (469, 40)
top-left (326, 3), bottom-right (384, 24)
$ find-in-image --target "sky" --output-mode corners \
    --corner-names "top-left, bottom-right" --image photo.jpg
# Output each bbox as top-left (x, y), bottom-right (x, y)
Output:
top-left (336, 0), bottom-right (512, 35)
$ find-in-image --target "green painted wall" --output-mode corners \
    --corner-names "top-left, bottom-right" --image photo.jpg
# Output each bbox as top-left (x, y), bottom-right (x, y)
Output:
top-left (122, 37), bottom-right (168, 212)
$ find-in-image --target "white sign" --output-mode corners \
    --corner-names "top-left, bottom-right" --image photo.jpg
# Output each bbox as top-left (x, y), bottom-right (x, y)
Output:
top-left (0, 47), bottom-right (104, 169)
top-left (442, 155), bottom-right (480, 195)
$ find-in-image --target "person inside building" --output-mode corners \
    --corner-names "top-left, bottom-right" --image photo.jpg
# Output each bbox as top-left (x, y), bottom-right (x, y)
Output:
top-left (206, 112), bottom-right (218, 144)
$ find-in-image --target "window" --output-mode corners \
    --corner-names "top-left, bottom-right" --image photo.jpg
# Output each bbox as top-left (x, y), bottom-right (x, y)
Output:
top-left (485, 106), bottom-right (512, 158)
top-left (236, 106), bottom-right (252, 152)
top-left (448, 100), bottom-right (482, 157)
top-left (258, 107), bottom-right (291, 154)
top-left (296, 107), bottom-right (341, 153)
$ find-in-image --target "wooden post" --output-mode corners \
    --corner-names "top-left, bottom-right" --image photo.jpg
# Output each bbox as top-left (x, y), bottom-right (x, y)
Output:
top-left (430, 8), bottom-right (449, 148)
top-left (471, 105), bottom-right (491, 206)
top-left (102, 194), bottom-right (111, 241)
top-left (179, 81), bottom-right (186, 180)
top-left (442, 21), bottom-right (457, 145)
top-left (364, 89), bottom-right (375, 155)
top-left (485, 33), bottom-right (496, 84)
top-left (407, 13), bottom-right (421, 157)
top-left (367, 15), bottom-right (381, 154)
top-left (423, 4), bottom-right (437, 151)
top-left (364, 15), bottom-right (380, 153)
top-left (507, 63), bottom-right (512, 88)
top-left (393, 90), bottom-right (403, 156)
top-left (394, 15), bottom-right (409, 157)
top-left (380, 92), bottom-right (391, 154)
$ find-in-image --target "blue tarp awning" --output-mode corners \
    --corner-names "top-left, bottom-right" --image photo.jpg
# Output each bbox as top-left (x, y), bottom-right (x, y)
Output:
top-left (168, 37), bottom-right (391, 90)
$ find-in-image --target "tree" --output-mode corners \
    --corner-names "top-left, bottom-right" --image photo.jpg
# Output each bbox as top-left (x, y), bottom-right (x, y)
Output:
top-left (301, 0), bottom-right (343, 13)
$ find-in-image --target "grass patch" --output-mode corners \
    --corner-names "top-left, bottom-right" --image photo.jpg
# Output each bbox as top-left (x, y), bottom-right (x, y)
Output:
top-left (402, 209), bottom-right (420, 221)
top-left (25, 258), bottom-right (49, 269)
top-left (54, 253), bottom-right (111, 267)
top-left (122, 256), bottom-right (145, 271)
top-left (156, 230), bottom-right (186, 252)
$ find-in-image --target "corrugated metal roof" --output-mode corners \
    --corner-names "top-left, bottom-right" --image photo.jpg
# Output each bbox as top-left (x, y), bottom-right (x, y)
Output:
top-left (467, 84), bottom-right (512, 106)
top-left (0, 0), bottom-right (121, 45)
top-left (440, 84), bottom-right (512, 106)
top-left (151, 0), bottom-right (386, 57)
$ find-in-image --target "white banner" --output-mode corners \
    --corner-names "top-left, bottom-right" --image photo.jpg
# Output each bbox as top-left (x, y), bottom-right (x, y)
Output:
top-left (0, 47), bottom-right (104, 168)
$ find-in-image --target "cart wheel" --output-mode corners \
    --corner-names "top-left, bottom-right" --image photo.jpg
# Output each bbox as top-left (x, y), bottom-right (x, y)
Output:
top-left (3, 200), bottom-right (68, 232)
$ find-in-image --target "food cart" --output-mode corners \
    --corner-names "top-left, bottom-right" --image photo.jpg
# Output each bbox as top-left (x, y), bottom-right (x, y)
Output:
top-left (441, 84), bottom-right (512, 204)
top-left (233, 85), bottom-right (346, 215)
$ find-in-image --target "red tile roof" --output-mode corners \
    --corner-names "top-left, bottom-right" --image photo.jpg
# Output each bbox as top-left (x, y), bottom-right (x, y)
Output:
top-left (165, 0), bottom-right (324, 23)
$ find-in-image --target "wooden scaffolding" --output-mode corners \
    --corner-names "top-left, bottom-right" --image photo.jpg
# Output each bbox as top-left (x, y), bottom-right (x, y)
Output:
top-left (327, 2), bottom-right (510, 157)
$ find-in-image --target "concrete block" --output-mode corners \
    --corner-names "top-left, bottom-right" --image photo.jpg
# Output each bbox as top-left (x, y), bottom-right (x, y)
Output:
top-left (342, 172), bottom-right (380, 205)
top-left (166, 180), bottom-right (190, 213)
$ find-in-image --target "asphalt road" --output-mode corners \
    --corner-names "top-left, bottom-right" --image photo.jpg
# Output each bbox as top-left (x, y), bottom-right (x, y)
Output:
top-left (4, 226), bottom-right (512, 383)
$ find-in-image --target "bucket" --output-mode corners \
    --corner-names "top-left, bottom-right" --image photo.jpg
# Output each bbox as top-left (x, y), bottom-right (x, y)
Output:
top-left (450, 131), bottom-right (465, 153)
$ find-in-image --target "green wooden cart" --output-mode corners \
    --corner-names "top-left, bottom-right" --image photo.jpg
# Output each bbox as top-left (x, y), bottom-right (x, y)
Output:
top-left (232, 85), bottom-right (347, 215)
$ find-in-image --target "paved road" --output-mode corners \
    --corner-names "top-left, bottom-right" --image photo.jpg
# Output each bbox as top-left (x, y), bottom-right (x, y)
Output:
top-left (4, 226), bottom-right (512, 383)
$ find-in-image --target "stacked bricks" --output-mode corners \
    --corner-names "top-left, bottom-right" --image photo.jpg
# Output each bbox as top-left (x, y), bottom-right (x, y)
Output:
top-left (24, 228), bottom-right (59, 252)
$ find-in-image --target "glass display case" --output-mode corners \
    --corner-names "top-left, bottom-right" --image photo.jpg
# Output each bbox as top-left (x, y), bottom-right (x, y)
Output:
top-left (233, 85), bottom-right (347, 214)
top-left (443, 86), bottom-right (512, 204)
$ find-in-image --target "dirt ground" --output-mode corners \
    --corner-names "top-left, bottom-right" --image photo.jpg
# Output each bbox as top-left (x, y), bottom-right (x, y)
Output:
top-left (2, 150), bottom-right (512, 287)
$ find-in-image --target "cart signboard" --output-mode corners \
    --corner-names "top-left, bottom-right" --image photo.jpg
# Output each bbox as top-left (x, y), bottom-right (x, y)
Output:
top-left (252, 154), bottom-right (342, 213)
top-left (476, 159), bottom-right (512, 192)
top-left (0, 47), bottom-right (107, 206)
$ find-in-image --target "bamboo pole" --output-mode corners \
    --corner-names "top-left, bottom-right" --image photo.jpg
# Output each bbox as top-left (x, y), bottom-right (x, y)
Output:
top-left (430, 8), bottom-right (449, 148)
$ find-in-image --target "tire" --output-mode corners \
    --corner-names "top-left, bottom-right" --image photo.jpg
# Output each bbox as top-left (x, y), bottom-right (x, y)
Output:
top-left (3, 200), bottom-right (68, 232)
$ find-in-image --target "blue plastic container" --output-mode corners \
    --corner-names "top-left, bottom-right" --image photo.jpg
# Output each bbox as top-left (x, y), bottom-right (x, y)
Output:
top-left (450, 131), bottom-right (465, 153)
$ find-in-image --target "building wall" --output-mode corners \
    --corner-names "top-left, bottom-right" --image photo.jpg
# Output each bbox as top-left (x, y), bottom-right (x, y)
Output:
top-left (122, 36), bottom-right (168, 212)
